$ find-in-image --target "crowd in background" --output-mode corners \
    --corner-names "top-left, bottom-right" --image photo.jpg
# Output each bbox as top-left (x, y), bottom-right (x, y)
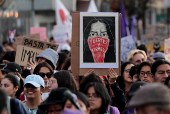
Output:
top-left (0, 38), bottom-right (169, 114)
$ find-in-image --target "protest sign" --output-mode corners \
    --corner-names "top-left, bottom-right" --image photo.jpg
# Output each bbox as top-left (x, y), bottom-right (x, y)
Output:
top-left (21, 37), bottom-right (59, 51)
top-left (121, 35), bottom-right (136, 62)
top-left (71, 12), bottom-right (121, 76)
top-left (165, 38), bottom-right (170, 62)
top-left (52, 31), bottom-right (69, 52)
top-left (15, 45), bottom-right (43, 66)
top-left (80, 12), bottom-right (119, 68)
top-left (145, 25), bottom-right (168, 52)
top-left (13, 33), bottom-right (40, 50)
top-left (30, 27), bottom-right (47, 41)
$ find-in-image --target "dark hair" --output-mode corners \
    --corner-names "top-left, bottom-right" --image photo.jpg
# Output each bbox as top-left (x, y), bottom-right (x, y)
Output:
top-left (137, 44), bottom-right (147, 55)
top-left (137, 62), bottom-right (152, 75)
top-left (33, 62), bottom-right (54, 74)
top-left (83, 18), bottom-right (116, 63)
top-left (2, 41), bottom-right (8, 45)
top-left (117, 62), bottom-right (134, 92)
top-left (61, 57), bottom-right (71, 70)
top-left (79, 73), bottom-right (103, 92)
top-left (1, 51), bottom-right (16, 62)
top-left (151, 59), bottom-right (170, 76)
top-left (50, 37), bottom-right (54, 42)
top-left (100, 76), bottom-right (113, 97)
top-left (57, 53), bottom-right (68, 71)
top-left (129, 65), bottom-right (139, 78)
top-left (164, 76), bottom-right (170, 87)
top-left (0, 89), bottom-right (7, 114)
top-left (74, 91), bottom-right (90, 109)
top-left (52, 71), bottom-right (77, 92)
top-left (3, 74), bottom-right (23, 99)
top-left (82, 82), bottom-right (111, 114)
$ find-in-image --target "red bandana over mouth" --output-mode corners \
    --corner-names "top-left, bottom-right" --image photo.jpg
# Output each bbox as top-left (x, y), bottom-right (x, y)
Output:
top-left (88, 37), bottom-right (109, 63)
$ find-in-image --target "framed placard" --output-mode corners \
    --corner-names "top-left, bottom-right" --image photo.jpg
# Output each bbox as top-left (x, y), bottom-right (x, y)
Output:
top-left (80, 12), bottom-right (119, 68)
top-left (71, 12), bottom-right (121, 76)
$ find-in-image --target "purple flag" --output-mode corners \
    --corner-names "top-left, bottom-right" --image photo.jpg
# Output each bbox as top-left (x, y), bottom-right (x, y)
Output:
top-left (120, 1), bottom-right (129, 38)
top-left (130, 15), bottom-right (136, 42)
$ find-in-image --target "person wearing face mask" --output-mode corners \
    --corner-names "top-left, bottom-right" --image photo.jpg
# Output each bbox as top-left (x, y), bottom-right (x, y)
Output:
top-left (83, 19), bottom-right (116, 63)
top-left (151, 59), bottom-right (170, 84)
top-left (24, 74), bottom-right (45, 114)
top-left (33, 62), bottom-right (54, 101)
top-left (127, 49), bottom-right (147, 65)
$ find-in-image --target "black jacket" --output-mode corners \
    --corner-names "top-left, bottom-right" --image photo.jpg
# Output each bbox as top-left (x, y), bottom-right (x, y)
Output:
top-left (111, 82), bottom-right (126, 112)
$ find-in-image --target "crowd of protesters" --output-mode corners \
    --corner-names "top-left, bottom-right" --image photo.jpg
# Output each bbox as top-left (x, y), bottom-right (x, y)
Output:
top-left (0, 38), bottom-right (169, 114)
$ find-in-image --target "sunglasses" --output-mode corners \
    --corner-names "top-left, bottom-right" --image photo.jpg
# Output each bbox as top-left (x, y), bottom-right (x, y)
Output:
top-left (38, 72), bottom-right (52, 78)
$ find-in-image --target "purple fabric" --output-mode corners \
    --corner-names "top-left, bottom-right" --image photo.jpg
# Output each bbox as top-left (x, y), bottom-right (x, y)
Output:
top-left (61, 109), bottom-right (83, 114)
top-left (72, 93), bottom-right (77, 102)
top-left (107, 105), bottom-right (120, 114)
top-left (127, 108), bottom-right (134, 114)
top-left (130, 15), bottom-right (136, 42)
top-left (120, 1), bottom-right (129, 38)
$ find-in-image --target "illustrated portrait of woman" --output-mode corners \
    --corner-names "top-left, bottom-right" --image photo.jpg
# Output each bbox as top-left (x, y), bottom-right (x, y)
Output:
top-left (83, 17), bottom-right (116, 63)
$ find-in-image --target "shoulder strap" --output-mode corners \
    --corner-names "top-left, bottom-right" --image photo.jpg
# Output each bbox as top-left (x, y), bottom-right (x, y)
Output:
top-left (7, 96), bottom-right (11, 114)
top-left (10, 98), bottom-right (16, 114)
top-left (110, 106), bottom-right (113, 114)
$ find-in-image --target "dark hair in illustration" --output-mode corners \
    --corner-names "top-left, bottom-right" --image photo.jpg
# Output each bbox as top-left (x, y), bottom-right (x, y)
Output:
top-left (83, 17), bottom-right (116, 63)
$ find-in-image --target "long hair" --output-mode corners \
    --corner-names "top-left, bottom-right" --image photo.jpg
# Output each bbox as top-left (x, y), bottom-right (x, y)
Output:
top-left (3, 74), bottom-right (23, 99)
top-left (52, 71), bottom-right (77, 92)
top-left (83, 17), bottom-right (116, 62)
top-left (79, 73), bottom-right (103, 92)
top-left (82, 82), bottom-right (111, 114)
top-left (117, 62), bottom-right (134, 92)
top-left (33, 62), bottom-right (54, 74)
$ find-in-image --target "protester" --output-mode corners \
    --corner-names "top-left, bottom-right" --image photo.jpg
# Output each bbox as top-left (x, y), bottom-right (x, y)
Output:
top-left (164, 76), bottom-right (170, 89)
top-left (61, 44), bottom-right (71, 55)
top-left (57, 52), bottom-right (68, 71)
top-left (128, 83), bottom-right (170, 114)
top-left (1, 62), bottom-right (22, 77)
top-left (137, 44), bottom-right (147, 55)
top-left (121, 81), bottom-right (147, 114)
top-left (99, 75), bottom-right (114, 97)
top-left (80, 73), bottom-right (126, 112)
top-left (152, 52), bottom-right (165, 60)
top-left (0, 51), bottom-right (16, 64)
top-left (0, 89), bottom-right (7, 114)
top-left (38, 88), bottom-right (68, 114)
top-left (82, 82), bottom-right (120, 114)
top-left (137, 62), bottom-right (153, 83)
top-left (74, 91), bottom-right (90, 114)
top-left (117, 62), bottom-right (134, 93)
top-left (28, 48), bottom-right (58, 74)
top-left (1, 74), bottom-right (23, 99)
top-left (127, 49), bottom-right (147, 65)
top-left (129, 65), bottom-right (139, 82)
top-left (24, 74), bottom-right (45, 114)
top-left (0, 45), bottom-right (4, 59)
top-left (61, 57), bottom-right (80, 89)
top-left (51, 71), bottom-right (77, 92)
top-left (61, 57), bottom-right (71, 71)
top-left (151, 59), bottom-right (170, 84)
top-left (33, 62), bottom-right (54, 101)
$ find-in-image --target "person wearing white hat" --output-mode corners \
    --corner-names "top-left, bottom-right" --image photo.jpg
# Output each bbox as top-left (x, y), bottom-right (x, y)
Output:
top-left (23, 74), bottom-right (45, 114)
